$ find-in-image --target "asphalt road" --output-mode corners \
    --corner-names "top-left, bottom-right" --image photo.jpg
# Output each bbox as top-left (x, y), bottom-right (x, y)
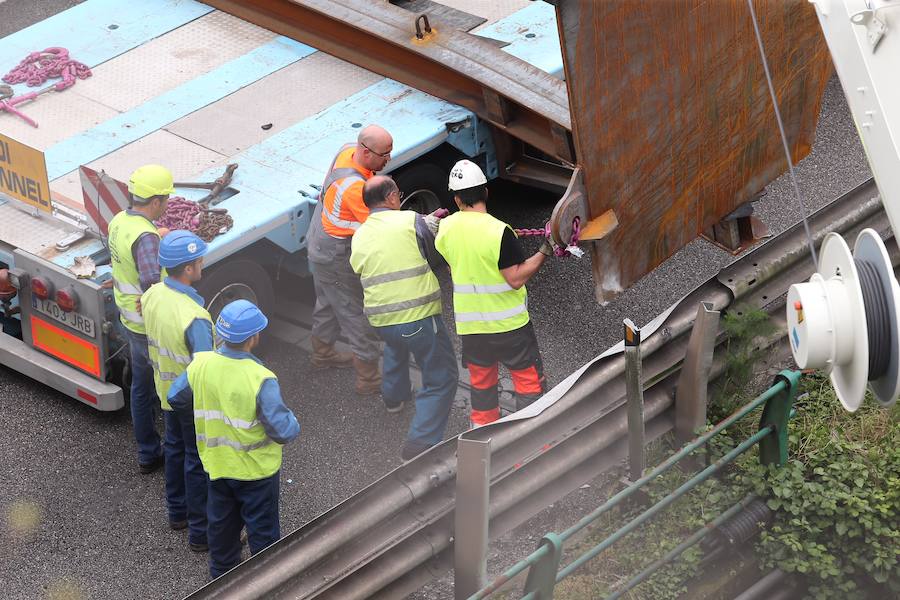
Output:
top-left (0, 2), bottom-right (873, 600)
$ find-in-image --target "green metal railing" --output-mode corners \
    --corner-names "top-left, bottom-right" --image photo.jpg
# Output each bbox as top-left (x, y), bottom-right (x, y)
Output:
top-left (469, 370), bottom-right (801, 600)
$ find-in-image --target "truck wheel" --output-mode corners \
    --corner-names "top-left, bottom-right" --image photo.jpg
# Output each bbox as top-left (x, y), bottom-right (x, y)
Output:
top-left (393, 162), bottom-right (450, 213)
top-left (197, 259), bottom-right (274, 325)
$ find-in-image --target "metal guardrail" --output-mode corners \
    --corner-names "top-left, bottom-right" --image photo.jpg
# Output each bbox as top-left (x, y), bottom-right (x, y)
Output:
top-left (470, 370), bottom-right (801, 600)
top-left (187, 179), bottom-right (886, 600)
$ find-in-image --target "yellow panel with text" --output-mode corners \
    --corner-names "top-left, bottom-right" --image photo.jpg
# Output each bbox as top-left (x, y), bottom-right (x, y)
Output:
top-left (0, 133), bottom-right (51, 213)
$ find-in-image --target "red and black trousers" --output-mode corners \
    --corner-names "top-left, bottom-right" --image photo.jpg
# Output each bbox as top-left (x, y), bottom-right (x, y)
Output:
top-left (460, 322), bottom-right (546, 426)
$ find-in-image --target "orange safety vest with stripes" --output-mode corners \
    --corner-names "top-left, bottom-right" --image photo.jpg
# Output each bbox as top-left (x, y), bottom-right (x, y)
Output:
top-left (320, 146), bottom-right (374, 238)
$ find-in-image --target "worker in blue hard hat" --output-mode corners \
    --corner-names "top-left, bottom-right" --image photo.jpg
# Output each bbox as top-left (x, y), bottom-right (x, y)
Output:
top-left (168, 299), bottom-right (300, 579)
top-left (110, 164), bottom-right (174, 474)
top-left (141, 230), bottom-right (214, 552)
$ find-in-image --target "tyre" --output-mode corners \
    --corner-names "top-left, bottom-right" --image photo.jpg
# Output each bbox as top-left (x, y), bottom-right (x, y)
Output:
top-left (392, 162), bottom-right (451, 213)
top-left (196, 259), bottom-right (275, 328)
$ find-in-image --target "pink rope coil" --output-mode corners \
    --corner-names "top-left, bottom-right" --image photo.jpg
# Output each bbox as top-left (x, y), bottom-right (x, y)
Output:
top-left (2, 47), bottom-right (91, 90)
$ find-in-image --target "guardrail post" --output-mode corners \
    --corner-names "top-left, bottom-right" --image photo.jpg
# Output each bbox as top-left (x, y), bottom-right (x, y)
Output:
top-left (675, 301), bottom-right (720, 443)
top-left (759, 370), bottom-right (801, 466)
top-left (624, 318), bottom-right (644, 480)
top-left (522, 532), bottom-right (564, 600)
top-left (455, 437), bottom-right (492, 599)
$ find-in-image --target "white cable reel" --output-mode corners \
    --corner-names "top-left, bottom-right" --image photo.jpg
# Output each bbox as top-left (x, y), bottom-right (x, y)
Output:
top-left (787, 229), bottom-right (900, 410)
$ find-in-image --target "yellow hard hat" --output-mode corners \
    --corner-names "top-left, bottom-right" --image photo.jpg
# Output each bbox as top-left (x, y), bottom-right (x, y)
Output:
top-left (128, 164), bottom-right (175, 200)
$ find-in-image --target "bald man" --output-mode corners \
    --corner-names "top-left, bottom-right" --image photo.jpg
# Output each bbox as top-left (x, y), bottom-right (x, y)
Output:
top-left (306, 125), bottom-right (393, 396)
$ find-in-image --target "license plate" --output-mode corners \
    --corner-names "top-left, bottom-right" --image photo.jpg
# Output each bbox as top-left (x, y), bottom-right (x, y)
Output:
top-left (31, 296), bottom-right (97, 338)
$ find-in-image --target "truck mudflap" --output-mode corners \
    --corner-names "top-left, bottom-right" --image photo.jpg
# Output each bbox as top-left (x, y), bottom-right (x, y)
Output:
top-left (0, 331), bottom-right (123, 410)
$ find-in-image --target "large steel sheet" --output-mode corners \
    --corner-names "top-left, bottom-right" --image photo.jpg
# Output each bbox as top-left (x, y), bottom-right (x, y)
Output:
top-left (554, 0), bottom-right (833, 302)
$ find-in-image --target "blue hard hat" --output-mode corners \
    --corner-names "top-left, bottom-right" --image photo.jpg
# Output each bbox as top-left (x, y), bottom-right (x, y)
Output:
top-left (158, 230), bottom-right (208, 268)
top-left (215, 299), bottom-right (268, 343)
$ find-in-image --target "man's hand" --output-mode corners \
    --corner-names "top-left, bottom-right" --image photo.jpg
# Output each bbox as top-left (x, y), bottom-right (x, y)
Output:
top-left (136, 297), bottom-right (142, 316)
top-left (423, 214), bottom-right (441, 236)
top-left (538, 238), bottom-right (554, 257)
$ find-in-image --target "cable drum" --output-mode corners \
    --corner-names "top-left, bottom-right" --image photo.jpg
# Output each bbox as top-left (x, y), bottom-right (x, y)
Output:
top-left (855, 259), bottom-right (891, 380)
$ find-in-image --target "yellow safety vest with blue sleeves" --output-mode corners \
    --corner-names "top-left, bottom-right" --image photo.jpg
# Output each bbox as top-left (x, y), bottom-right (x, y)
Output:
top-left (142, 282), bottom-right (212, 410)
top-left (435, 211), bottom-right (530, 335)
top-left (187, 351), bottom-right (282, 481)
top-left (350, 210), bottom-right (442, 327)
top-left (108, 211), bottom-right (161, 334)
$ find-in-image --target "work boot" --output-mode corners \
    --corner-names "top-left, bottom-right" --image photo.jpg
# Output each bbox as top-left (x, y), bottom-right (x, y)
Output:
top-left (310, 336), bottom-right (353, 370)
top-left (353, 356), bottom-right (382, 396)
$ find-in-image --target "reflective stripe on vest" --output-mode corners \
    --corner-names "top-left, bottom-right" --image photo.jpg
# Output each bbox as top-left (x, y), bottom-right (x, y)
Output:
top-left (321, 146), bottom-right (370, 237)
top-left (187, 351), bottom-right (282, 481)
top-left (194, 409), bottom-right (260, 430)
top-left (197, 434), bottom-right (273, 453)
top-left (142, 282), bottom-right (212, 409)
top-left (114, 280), bottom-right (144, 295)
top-left (435, 211), bottom-right (530, 335)
top-left (323, 175), bottom-right (365, 232)
top-left (350, 210), bottom-right (442, 327)
top-left (108, 211), bottom-right (160, 334)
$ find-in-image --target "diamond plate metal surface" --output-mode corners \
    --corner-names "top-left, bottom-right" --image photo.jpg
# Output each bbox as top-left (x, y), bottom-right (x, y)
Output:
top-left (74, 11), bottom-right (276, 113)
top-left (51, 130), bottom-right (228, 207)
top-left (167, 52), bottom-right (382, 156)
top-left (0, 203), bottom-right (77, 257)
top-left (441, 0), bottom-right (531, 30)
top-left (0, 92), bottom-right (119, 151)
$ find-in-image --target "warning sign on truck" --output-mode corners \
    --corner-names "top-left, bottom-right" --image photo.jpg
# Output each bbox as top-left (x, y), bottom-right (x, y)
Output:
top-left (0, 133), bottom-right (51, 213)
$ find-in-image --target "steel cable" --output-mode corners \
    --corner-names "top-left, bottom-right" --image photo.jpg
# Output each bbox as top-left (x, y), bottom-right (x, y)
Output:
top-left (746, 0), bottom-right (819, 269)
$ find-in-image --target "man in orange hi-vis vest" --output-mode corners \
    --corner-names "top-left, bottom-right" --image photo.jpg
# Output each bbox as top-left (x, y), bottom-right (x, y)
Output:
top-left (306, 125), bottom-right (393, 396)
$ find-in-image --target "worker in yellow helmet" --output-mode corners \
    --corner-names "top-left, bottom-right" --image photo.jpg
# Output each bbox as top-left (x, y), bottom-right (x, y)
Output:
top-left (108, 164), bottom-right (173, 473)
top-left (435, 160), bottom-right (552, 427)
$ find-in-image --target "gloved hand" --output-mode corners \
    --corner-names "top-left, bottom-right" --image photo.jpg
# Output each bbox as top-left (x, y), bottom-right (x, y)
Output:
top-left (423, 214), bottom-right (441, 236)
top-left (538, 238), bottom-right (554, 257)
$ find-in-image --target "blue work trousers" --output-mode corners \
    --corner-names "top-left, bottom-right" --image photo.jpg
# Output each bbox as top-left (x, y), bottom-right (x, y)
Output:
top-left (163, 409), bottom-right (208, 545)
top-left (207, 473), bottom-right (281, 579)
top-left (124, 328), bottom-right (162, 465)
top-left (378, 315), bottom-right (457, 447)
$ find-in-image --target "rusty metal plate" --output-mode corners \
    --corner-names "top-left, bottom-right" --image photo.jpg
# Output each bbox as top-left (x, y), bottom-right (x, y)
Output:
top-left (554, 0), bottom-right (833, 303)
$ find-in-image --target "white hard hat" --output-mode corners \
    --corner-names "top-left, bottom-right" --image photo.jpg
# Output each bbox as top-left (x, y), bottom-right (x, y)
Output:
top-left (448, 159), bottom-right (487, 192)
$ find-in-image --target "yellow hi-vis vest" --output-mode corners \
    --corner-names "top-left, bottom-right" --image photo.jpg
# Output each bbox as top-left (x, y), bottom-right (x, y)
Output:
top-left (435, 211), bottom-right (529, 335)
top-left (349, 210), bottom-right (442, 327)
top-left (187, 351), bottom-right (281, 481)
top-left (108, 211), bottom-right (160, 334)
top-left (142, 282), bottom-right (212, 410)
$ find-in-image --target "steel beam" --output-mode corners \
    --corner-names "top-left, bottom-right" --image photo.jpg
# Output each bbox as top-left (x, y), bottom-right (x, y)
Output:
top-left (202, 0), bottom-right (573, 162)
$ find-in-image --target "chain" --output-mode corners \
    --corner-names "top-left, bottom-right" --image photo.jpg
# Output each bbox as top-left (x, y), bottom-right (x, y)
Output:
top-left (155, 197), bottom-right (233, 242)
top-left (2, 47), bottom-right (91, 90)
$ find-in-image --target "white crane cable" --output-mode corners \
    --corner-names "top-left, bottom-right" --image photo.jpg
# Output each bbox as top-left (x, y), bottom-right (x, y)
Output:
top-left (746, 0), bottom-right (820, 269)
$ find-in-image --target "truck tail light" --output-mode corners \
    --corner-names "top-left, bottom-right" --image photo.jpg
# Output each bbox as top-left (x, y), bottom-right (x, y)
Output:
top-left (31, 276), bottom-right (52, 300)
top-left (0, 269), bottom-right (16, 301)
top-left (56, 287), bottom-right (79, 313)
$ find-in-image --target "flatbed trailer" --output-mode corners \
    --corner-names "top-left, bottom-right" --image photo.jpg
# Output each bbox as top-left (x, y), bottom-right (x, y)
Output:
top-left (0, 0), bottom-right (562, 410)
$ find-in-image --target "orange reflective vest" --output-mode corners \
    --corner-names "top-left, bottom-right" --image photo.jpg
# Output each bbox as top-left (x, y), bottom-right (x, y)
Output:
top-left (321, 146), bottom-right (373, 238)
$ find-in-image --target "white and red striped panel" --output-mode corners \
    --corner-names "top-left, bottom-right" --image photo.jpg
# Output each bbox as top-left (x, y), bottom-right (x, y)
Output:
top-left (79, 166), bottom-right (131, 236)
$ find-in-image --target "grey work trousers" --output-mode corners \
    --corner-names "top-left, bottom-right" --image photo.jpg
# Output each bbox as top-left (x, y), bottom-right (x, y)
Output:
top-left (308, 208), bottom-right (380, 362)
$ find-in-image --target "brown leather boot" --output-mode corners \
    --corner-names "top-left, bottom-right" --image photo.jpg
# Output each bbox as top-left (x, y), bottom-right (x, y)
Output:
top-left (310, 336), bottom-right (353, 370)
top-left (353, 356), bottom-right (382, 396)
